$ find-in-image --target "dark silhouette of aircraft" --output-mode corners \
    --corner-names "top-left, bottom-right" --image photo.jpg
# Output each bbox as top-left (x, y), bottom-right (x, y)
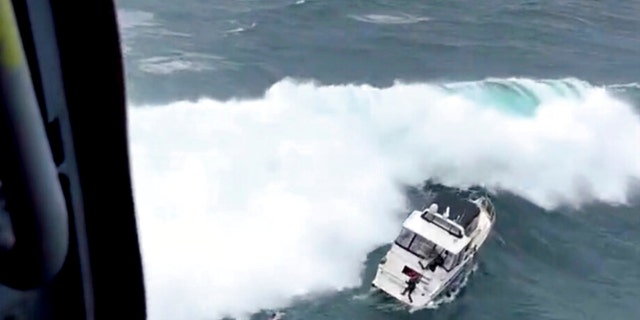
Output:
top-left (1, 0), bottom-right (146, 318)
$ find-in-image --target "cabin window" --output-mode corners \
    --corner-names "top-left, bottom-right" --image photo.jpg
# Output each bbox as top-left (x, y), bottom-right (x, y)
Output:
top-left (411, 236), bottom-right (441, 259)
top-left (394, 227), bottom-right (414, 248)
top-left (394, 228), bottom-right (441, 259)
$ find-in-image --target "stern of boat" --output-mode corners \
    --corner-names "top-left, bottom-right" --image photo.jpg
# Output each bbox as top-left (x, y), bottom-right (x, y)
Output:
top-left (371, 256), bottom-right (438, 308)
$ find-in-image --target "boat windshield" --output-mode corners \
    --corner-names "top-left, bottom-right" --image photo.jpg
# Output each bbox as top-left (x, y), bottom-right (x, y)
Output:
top-left (423, 211), bottom-right (463, 238)
top-left (394, 227), bottom-right (443, 260)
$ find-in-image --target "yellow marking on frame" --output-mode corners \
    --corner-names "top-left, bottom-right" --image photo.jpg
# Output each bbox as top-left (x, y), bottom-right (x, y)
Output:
top-left (0, 0), bottom-right (24, 68)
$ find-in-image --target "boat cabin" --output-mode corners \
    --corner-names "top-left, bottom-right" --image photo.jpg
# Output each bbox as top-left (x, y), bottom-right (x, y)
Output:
top-left (393, 195), bottom-right (484, 272)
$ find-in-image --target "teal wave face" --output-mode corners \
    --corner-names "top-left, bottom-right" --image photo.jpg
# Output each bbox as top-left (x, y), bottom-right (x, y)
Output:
top-left (441, 78), bottom-right (599, 116)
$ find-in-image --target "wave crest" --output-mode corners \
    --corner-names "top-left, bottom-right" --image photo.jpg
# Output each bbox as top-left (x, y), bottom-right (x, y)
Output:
top-left (129, 77), bottom-right (640, 319)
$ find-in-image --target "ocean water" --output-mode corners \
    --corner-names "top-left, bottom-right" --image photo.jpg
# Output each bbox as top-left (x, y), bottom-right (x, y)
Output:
top-left (113, 1), bottom-right (640, 319)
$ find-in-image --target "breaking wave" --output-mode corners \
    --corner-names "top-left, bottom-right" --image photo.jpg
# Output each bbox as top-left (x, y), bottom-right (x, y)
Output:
top-left (128, 77), bottom-right (640, 320)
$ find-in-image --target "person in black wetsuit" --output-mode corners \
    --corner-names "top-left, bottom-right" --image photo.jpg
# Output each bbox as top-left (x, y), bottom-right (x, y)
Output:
top-left (401, 273), bottom-right (421, 303)
top-left (433, 253), bottom-right (445, 269)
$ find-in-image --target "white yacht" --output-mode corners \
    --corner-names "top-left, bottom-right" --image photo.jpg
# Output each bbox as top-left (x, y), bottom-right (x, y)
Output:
top-left (371, 192), bottom-right (496, 309)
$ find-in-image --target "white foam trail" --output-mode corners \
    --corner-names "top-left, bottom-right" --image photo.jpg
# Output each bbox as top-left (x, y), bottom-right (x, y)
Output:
top-left (348, 13), bottom-right (430, 25)
top-left (128, 78), bottom-right (640, 320)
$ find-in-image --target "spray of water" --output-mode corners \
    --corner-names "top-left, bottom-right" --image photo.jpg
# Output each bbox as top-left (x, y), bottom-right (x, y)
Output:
top-left (128, 78), bottom-right (640, 319)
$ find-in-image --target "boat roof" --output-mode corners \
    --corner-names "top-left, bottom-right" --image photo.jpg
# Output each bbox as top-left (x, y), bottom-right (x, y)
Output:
top-left (427, 193), bottom-right (481, 228)
top-left (403, 211), bottom-right (471, 254)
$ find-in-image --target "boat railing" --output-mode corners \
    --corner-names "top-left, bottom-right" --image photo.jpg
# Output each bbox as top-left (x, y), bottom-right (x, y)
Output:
top-left (481, 197), bottom-right (496, 221)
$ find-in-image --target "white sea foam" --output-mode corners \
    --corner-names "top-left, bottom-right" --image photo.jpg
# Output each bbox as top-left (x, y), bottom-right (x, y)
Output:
top-left (128, 78), bottom-right (640, 319)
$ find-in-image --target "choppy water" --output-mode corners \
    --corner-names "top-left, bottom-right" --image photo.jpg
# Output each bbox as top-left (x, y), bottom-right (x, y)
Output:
top-left (114, 0), bottom-right (640, 319)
